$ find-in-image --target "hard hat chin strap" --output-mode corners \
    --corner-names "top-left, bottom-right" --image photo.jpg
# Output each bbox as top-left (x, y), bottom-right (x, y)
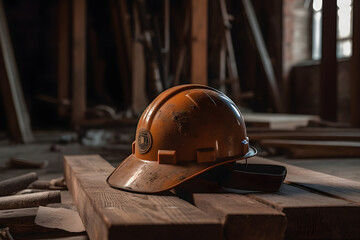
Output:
top-left (217, 163), bottom-right (287, 192)
top-left (197, 162), bottom-right (287, 192)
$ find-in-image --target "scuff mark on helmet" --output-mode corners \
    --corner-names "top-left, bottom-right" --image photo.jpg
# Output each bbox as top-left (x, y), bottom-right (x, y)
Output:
top-left (172, 111), bottom-right (190, 135)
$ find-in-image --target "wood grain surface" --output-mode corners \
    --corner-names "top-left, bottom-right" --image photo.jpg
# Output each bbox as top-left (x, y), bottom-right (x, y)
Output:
top-left (194, 194), bottom-right (286, 240)
top-left (64, 155), bottom-right (221, 240)
top-left (250, 184), bottom-right (360, 239)
top-left (251, 156), bottom-right (360, 204)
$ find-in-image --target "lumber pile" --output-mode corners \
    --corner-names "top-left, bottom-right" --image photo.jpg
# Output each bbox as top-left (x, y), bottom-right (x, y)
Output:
top-left (64, 155), bottom-right (360, 240)
top-left (0, 173), bottom-right (69, 239)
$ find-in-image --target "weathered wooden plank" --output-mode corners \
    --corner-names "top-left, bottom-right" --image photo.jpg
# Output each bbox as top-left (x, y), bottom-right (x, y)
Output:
top-left (194, 194), bottom-right (286, 240)
top-left (0, 0), bottom-right (34, 143)
top-left (260, 140), bottom-right (360, 158)
top-left (250, 156), bottom-right (360, 204)
top-left (249, 131), bottom-right (360, 141)
top-left (250, 184), bottom-right (360, 239)
top-left (243, 113), bottom-right (319, 130)
top-left (64, 155), bottom-right (221, 240)
top-left (191, 0), bottom-right (208, 85)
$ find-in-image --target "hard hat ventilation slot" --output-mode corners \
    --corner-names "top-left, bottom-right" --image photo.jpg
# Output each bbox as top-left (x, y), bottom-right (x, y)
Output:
top-left (196, 148), bottom-right (216, 163)
top-left (158, 150), bottom-right (177, 164)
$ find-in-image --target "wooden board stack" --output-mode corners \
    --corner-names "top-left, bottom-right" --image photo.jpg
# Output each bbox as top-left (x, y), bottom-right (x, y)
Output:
top-left (64, 155), bottom-right (360, 240)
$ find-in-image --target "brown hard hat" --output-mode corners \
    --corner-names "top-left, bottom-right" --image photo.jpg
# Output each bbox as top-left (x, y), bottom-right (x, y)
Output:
top-left (107, 84), bottom-right (256, 193)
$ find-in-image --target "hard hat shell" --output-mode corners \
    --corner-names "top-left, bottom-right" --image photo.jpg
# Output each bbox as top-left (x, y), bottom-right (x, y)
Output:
top-left (107, 84), bottom-right (256, 193)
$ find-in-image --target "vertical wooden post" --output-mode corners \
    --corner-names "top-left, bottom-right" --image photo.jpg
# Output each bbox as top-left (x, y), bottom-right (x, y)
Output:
top-left (320, 0), bottom-right (337, 121)
top-left (351, 0), bottom-right (360, 127)
top-left (0, 0), bottom-right (33, 143)
top-left (58, 0), bottom-right (70, 117)
top-left (132, 3), bottom-right (147, 115)
top-left (191, 0), bottom-right (208, 85)
top-left (72, 0), bottom-right (87, 126)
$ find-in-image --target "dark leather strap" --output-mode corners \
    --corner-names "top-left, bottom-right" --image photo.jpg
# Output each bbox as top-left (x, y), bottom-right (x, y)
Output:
top-left (219, 163), bottom-right (287, 192)
top-left (201, 162), bottom-right (287, 192)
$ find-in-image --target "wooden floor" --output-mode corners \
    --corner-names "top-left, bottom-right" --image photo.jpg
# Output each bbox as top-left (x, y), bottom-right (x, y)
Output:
top-left (1, 131), bottom-right (360, 239)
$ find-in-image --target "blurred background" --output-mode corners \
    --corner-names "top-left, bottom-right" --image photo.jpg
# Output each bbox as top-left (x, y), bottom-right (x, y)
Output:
top-left (0, 0), bottom-right (359, 143)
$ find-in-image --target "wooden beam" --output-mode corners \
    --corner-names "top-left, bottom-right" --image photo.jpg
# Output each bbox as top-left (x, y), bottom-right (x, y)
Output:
top-left (351, 0), bottom-right (360, 127)
top-left (249, 131), bottom-right (360, 141)
top-left (250, 184), bottom-right (360, 239)
top-left (251, 156), bottom-right (360, 204)
top-left (58, 0), bottom-right (70, 117)
top-left (71, 0), bottom-right (87, 126)
top-left (194, 194), bottom-right (286, 240)
top-left (320, 0), bottom-right (337, 121)
top-left (243, 113), bottom-right (319, 130)
top-left (241, 0), bottom-right (284, 112)
top-left (0, 0), bottom-right (34, 143)
top-left (110, 0), bottom-right (131, 107)
top-left (190, 0), bottom-right (208, 85)
top-left (259, 139), bottom-right (360, 158)
top-left (64, 155), bottom-right (221, 240)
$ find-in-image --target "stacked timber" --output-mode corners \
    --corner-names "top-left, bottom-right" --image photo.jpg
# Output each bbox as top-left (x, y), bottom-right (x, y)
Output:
top-left (64, 155), bottom-right (360, 240)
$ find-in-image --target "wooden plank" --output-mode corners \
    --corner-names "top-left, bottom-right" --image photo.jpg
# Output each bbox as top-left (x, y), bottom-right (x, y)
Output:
top-left (250, 184), bottom-right (360, 239)
top-left (64, 155), bottom-right (221, 240)
top-left (58, 0), bottom-right (70, 117)
top-left (249, 131), bottom-right (360, 141)
top-left (247, 127), bottom-right (360, 133)
top-left (351, 0), bottom-right (360, 127)
top-left (190, 0), bottom-right (208, 85)
top-left (250, 156), bottom-right (360, 204)
top-left (71, 0), bottom-right (87, 126)
top-left (320, 0), bottom-right (337, 121)
top-left (243, 113), bottom-right (319, 130)
top-left (110, 0), bottom-right (131, 107)
top-left (193, 194), bottom-right (286, 240)
top-left (0, 0), bottom-right (34, 143)
top-left (259, 140), bottom-right (360, 158)
top-left (241, 0), bottom-right (284, 112)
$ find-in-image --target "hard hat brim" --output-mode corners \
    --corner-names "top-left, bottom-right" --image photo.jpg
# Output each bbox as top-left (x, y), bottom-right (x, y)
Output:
top-left (107, 146), bottom-right (257, 194)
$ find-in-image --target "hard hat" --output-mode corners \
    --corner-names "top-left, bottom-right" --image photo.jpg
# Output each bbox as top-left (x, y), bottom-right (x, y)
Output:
top-left (107, 84), bottom-right (258, 193)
